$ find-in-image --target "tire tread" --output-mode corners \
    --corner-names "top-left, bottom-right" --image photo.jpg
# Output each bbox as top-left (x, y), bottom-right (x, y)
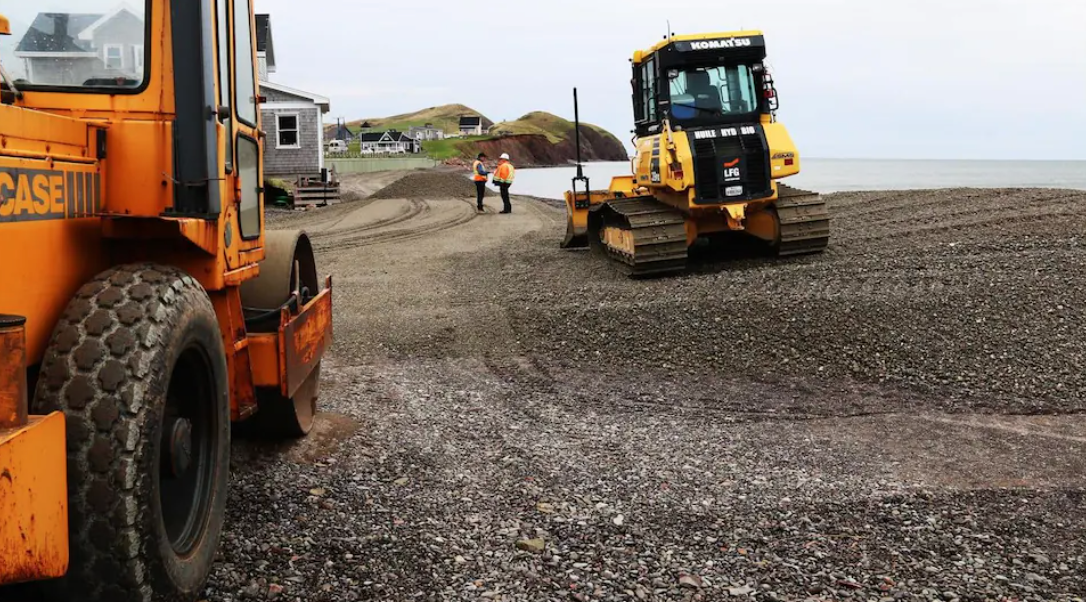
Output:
top-left (33, 264), bottom-right (222, 602)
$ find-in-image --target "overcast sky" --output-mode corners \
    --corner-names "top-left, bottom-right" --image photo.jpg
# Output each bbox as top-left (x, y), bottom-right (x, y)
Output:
top-left (3, 0), bottom-right (1084, 160)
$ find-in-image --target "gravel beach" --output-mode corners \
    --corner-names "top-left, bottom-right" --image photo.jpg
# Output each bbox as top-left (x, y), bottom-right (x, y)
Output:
top-left (204, 172), bottom-right (1086, 602)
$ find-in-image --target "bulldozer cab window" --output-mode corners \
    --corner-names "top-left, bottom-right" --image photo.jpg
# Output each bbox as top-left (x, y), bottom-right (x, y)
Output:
top-left (217, 0), bottom-right (234, 171)
top-left (234, 0), bottom-right (258, 127)
top-left (0, 2), bottom-right (149, 90)
top-left (642, 58), bottom-right (658, 122)
top-left (237, 136), bottom-right (261, 239)
top-left (668, 64), bottom-right (758, 121)
top-left (632, 56), bottom-right (659, 125)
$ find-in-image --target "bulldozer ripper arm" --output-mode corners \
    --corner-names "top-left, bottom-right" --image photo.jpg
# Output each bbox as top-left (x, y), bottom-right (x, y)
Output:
top-left (248, 276), bottom-right (333, 399)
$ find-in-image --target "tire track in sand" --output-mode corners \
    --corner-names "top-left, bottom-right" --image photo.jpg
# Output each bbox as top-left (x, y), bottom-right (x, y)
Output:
top-left (312, 198), bottom-right (479, 251)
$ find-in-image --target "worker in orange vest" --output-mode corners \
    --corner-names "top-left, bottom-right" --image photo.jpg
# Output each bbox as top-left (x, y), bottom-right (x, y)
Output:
top-left (471, 152), bottom-right (490, 212)
top-left (492, 153), bottom-right (516, 214)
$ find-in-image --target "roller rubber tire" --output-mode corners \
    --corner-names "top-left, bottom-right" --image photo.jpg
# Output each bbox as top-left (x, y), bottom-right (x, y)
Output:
top-left (32, 264), bottom-right (230, 602)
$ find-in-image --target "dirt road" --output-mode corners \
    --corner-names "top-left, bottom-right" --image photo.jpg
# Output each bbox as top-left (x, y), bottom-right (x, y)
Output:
top-left (208, 175), bottom-right (1086, 602)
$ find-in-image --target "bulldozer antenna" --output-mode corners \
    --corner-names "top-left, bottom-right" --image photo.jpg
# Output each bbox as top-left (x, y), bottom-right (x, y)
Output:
top-left (568, 87), bottom-right (590, 221)
top-left (573, 87), bottom-right (584, 179)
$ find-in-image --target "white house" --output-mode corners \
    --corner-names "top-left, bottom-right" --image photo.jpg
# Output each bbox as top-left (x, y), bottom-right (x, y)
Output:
top-left (359, 131), bottom-right (421, 154)
top-left (458, 116), bottom-right (483, 137)
top-left (256, 14), bottom-right (332, 178)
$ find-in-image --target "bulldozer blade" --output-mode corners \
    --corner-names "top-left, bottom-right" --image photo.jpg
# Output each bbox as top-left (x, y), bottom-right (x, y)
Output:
top-left (561, 233), bottom-right (589, 249)
top-left (561, 221), bottom-right (589, 249)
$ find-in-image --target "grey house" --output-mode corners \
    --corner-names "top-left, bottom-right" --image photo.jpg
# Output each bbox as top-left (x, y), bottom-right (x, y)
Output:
top-left (260, 81), bottom-right (331, 177)
top-left (408, 123), bottom-right (444, 141)
top-left (256, 14), bottom-right (331, 178)
top-left (15, 6), bottom-right (145, 86)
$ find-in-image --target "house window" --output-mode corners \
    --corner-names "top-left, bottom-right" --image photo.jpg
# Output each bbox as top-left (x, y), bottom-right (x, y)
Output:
top-left (277, 113), bottom-right (300, 148)
top-left (133, 45), bottom-right (144, 71)
top-left (104, 44), bottom-right (124, 70)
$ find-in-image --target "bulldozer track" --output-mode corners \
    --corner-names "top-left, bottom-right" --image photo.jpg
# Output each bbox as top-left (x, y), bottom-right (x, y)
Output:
top-left (776, 183), bottom-right (831, 256)
top-left (591, 197), bottom-right (689, 277)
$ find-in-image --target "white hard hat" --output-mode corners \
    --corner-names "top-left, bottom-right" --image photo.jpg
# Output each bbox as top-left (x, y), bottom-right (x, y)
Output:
top-left (500, 153), bottom-right (510, 160)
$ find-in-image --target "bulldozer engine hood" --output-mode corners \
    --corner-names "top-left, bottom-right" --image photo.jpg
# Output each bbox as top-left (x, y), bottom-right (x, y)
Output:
top-left (684, 123), bottom-right (773, 205)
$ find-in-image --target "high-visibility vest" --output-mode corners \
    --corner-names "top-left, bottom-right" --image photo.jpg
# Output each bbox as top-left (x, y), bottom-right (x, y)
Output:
top-left (493, 162), bottom-right (515, 185)
top-left (471, 160), bottom-right (487, 182)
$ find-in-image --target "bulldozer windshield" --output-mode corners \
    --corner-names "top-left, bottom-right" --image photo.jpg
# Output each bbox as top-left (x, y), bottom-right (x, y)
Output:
top-left (668, 64), bottom-right (758, 122)
top-left (0, 2), bottom-right (148, 91)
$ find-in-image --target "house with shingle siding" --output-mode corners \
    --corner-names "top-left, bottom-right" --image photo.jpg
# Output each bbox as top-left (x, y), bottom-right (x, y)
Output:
top-left (256, 14), bottom-right (332, 178)
top-left (260, 81), bottom-right (331, 176)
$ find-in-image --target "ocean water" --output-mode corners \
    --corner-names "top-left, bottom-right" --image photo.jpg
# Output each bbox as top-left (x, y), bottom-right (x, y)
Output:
top-left (511, 159), bottom-right (1086, 199)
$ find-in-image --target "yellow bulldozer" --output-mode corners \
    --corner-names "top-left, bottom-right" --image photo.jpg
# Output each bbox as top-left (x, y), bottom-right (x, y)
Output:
top-left (562, 30), bottom-right (830, 276)
top-left (0, 2), bottom-right (332, 601)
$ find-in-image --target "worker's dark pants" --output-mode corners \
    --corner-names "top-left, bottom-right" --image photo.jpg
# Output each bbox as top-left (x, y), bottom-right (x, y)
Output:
top-left (475, 180), bottom-right (486, 208)
top-left (499, 184), bottom-right (512, 212)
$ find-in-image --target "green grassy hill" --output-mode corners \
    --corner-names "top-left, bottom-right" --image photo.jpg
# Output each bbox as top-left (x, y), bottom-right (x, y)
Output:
top-left (325, 107), bottom-right (628, 166)
top-left (489, 112), bottom-right (619, 146)
top-left (335, 104), bottom-right (493, 136)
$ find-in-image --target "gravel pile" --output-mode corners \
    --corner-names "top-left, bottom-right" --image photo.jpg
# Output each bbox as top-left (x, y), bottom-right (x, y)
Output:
top-left (199, 185), bottom-right (1086, 602)
top-left (369, 170), bottom-right (493, 200)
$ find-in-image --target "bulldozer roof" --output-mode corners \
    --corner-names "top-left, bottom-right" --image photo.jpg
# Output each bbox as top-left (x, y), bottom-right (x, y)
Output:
top-left (634, 30), bottom-right (764, 64)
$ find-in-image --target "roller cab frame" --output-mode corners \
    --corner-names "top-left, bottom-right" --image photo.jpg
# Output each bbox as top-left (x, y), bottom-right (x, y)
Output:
top-left (0, 1), bottom-right (331, 600)
top-left (562, 30), bottom-right (830, 277)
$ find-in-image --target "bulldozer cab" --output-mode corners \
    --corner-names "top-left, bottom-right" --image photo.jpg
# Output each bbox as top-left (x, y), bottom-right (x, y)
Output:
top-left (0, 0), bottom-right (262, 240)
top-left (632, 31), bottom-right (773, 138)
top-left (0, 0), bottom-right (276, 364)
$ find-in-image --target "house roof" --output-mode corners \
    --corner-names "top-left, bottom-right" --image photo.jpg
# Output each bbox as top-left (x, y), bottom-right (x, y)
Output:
top-left (459, 116), bottom-right (482, 127)
top-left (259, 80), bottom-right (330, 113)
top-left (255, 14), bottom-right (276, 70)
top-left (360, 130), bottom-right (419, 143)
top-left (15, 13), bottom-right (102, 53)
top-left (77, 3), bottom-right (142, 41)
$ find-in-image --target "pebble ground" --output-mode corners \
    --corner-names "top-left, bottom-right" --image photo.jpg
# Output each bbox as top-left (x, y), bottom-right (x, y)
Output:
top-left (205, 176), bottom-right (1086, 602)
